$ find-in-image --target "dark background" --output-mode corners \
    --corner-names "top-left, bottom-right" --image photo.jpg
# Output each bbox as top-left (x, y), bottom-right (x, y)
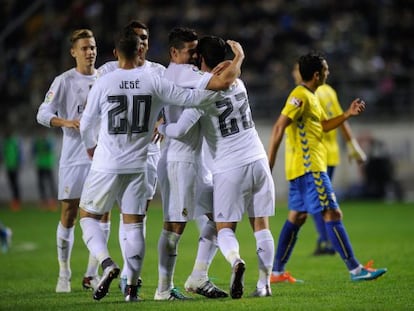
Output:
top-left (1, 0), bottom-right (413, 133)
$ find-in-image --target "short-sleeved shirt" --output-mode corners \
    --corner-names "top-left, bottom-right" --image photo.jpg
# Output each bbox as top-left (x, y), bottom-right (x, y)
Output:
top-left (2, 137), bottom-right (21, 170)
top-left (160, 79), bottom-right (268, 173)
top-left (97, 60), bottom-right (167, 157)
top-left (281, 85), bottom-right (328, 180)
top-left (162, 63), bottom-right (212, 163)
top-left (81, 65), bottom-right (219, 174)
top-left (36, 68), bottom-right (96, 168)
top-left (200, 79), bottom-right (267, 173)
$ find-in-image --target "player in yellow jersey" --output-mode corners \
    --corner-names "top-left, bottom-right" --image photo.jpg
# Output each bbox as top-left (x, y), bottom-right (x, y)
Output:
top-left (268, 52), bottom-right (387, 283)
top-left (292, 63), bottom-right (367, 255)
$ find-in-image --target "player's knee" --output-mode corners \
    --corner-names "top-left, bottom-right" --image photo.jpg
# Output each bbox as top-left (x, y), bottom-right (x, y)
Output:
top-left (288, 211), bottom-right (307, 226)
top-left (323, 208), bottom-right (342, 221)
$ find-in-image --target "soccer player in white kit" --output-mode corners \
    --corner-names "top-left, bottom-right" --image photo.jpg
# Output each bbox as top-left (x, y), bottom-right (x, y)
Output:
top-left (154, 27), bottom-right (244, 300)
top-left (36, 29), bottom-right (109, 293)
top-left (78, 27), bottom-right (221, 302)
top-left (97, 20), bottom-right (165, 296)
top-left (159, 36), bottom-right (276, 299)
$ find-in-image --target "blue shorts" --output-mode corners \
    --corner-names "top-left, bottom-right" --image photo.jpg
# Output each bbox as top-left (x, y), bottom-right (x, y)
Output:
top-left (288, 172), bottom-right (339, 214)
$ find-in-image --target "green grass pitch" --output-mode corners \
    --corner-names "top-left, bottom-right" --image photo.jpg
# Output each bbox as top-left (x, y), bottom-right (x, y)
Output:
top-left (0, 199), bottom-right (413, 310)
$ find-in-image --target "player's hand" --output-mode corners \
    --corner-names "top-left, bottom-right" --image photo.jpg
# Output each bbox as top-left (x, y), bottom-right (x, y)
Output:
top-left (152, 118), bottom-right (165, 143)
top-left (346, 98), bottom-right (366, 117)
top-left (155, 117), bottom-right (164, 126)
top-left (212, 60), bottom-right (232, 75)
top-left (152, 130), bottom-right (164, 143)
top-left (226, 40), bottom-right (245, 60)
top-left (65, 119), bottom-right (80, 130)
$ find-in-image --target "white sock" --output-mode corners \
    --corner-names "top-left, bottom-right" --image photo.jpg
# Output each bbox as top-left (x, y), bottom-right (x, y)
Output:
top-left (84, 221), bottom-right (111, 277)
top-left (143, 215), bottom-right (147, 238)
top-left (217, 228), bottom-right (241, 267)
top-left (56, 222), bottom-right (74, 278)
top-left (80, 217), bottom-right (110, 264)
top-left (124, 222), bottom-right (145, 286)
top-left (100, 221), bottom-right (111, 242)
top-left (254, 229), bottom-right (275, 289)
top-left (195, 215), bottom-right (209, 233)
top-left (191, 219), bottom-right (217, 279)
top-left (157, 229), bottom-right (181, 292)
top-left (350, 264), bottom-right (364, 275)
top-left (119, 215), bottom-right (127, 278)
top-left (85, 253), bottom-right (99, 277)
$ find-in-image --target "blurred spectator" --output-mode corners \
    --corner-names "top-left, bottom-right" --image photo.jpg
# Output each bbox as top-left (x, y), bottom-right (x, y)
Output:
top-left (364, 139), bottom-right (404, 201)
top-left (0, 221), bottom-right (12, 253)
top-left (1, 1), bottom-right (413, 130)
top-left (345, 137), bottom-right (404, 202)
top-left (1, 129), bottom-right (22, 211)
top-left (32, 129), bottom-right (57, 210)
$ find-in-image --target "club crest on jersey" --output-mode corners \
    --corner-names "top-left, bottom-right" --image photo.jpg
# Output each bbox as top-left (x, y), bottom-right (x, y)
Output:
top-left (182, 208), bottom-right (188, 217)
top-left (289, 97), bottom-right (302, 108)
top-left (45, 91), bottom-right (54, 103)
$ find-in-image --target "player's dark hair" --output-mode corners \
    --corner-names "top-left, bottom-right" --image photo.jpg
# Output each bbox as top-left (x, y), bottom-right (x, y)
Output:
top-left (196, 35), bottom-right (227, 69)
top-left (125, 20), bottom-right (148, 32)
top-left (125, 19), bottom-right (149, 38)
top-left (70, 29), bottom-right (94, 46)
top-left (168, 27), bottom-right (198, 50)
top-left (115, 27), bottom-right (141, 59)
top-left (298, 52), bottom-right (326, 81)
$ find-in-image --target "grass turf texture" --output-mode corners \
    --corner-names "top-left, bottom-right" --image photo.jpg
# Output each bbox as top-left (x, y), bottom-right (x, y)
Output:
top-left (0, 200), bottom-right (413, 311)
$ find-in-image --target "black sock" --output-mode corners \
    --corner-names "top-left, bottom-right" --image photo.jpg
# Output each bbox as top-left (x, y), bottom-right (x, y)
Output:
top-left (101, 257), bottom-right (113, 270)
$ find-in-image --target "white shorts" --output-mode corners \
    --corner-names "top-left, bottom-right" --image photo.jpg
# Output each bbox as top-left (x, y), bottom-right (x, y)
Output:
top-left (158, 160), bottom-right (197, 222)
top-left (58, 164), bottom-right (91, 200)
top-left (79, 170), bottom-right (148, 215)
top-left (195, 172), bottom-right (213, 218)
top-left (213, 158), bottom-right (275, 222)
top-left (147, 151), bottom-right (161, 200)
top-left (195, 185), bottom-right (213, 218)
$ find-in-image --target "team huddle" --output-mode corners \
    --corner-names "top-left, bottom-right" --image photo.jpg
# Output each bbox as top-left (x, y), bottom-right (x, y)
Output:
top-left (36, 20), bottom-right (387, 303)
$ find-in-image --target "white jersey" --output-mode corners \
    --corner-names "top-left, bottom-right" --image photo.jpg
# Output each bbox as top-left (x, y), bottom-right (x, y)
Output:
top-left (160, 79), bottom-right (266, 173)
top-left (162, 62), bottom-right (212, 163)
top-left (97, 60), bottom-right (118, 77)
top-left (80, 65), bottom-right (220, 174)
top-left (97, 60), bottom-right (167, 156)
top-left (36, 68), bottom-right (97, 168)
top-left (98, 60), bottom-right (166, 78)
top-left (201, 79), bottom-right (267, 172)
top-left (159, 119), bottom-right (213, 186)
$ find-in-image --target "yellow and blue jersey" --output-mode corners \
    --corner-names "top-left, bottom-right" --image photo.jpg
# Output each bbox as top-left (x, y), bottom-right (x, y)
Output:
top-left (316, 84), bottom-right (343, 166)
top-left (281, 85), bottom-right (328, 180)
